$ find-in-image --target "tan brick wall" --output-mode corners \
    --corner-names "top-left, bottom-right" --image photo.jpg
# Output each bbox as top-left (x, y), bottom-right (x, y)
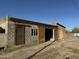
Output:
top-left (57, 26), bottom-right (66, 41)
top-left (38, 25), bottom-right (45, 43)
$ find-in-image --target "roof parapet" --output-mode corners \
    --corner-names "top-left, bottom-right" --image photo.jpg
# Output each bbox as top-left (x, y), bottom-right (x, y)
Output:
top-left (52, 22), bottom-right (66, 28)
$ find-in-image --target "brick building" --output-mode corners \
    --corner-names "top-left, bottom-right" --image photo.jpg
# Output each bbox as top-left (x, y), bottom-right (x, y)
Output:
top-left (0, 16), bottom-right (66, 49)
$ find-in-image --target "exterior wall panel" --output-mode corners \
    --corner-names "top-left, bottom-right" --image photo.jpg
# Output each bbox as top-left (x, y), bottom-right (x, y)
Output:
top-left (0, 17), bottom-right (8, 49)
top-left (53, 27), bottom-right (58, 41)
top-left (14, 23), bottom-right (39, 46)
top-left (25, 26), bottom-right (32, 46)
top-left (0, 34), bottom-right (7, 48)
top-left (38, 25), bottom-right (45, 43)
top-left (31, 25), bottom-right (39, 45)
top-left (8, 20), bottom-right (15, 47)
top-left (57, 26), bottom-right (66, 41)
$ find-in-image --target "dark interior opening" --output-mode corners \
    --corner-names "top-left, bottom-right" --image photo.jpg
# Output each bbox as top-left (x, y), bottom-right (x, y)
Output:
top-left (45, 28), bottom-right (53, 42)
top-left (0, 27), bottom-right (5, 33)
top-left (0, 47), bottom-right (4, 50)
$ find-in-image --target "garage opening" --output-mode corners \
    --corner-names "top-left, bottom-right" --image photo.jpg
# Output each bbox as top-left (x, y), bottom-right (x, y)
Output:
top-left (45, 28), bottom-right (53, 42)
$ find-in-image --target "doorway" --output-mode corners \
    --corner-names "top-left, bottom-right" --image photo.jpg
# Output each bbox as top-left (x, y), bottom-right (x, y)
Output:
top-left (45, 28), bottom-right (53, 42)
top-left (15, 25), bottom-right (25, 45)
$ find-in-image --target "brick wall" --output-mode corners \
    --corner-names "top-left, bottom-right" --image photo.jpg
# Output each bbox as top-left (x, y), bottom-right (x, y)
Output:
top-left (0, 34), bottom-right (7, 48)
top-left (8, 20), bottom-right (15, 47)
top-left (0, 17), bottom-right (9, 49)
top-left (57, 26), bottom-right (66, 41)
top-left (38, 25), bottom-right (45, 43)
top-left (13, 23), bottom-right (39, 46)
top-left (25, 26), bottom-right (32, 46)
top-left (25, 25), bottom-right (39, 46)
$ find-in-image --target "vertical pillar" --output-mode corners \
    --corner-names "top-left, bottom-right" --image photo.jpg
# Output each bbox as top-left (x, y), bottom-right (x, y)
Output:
top-left (50, 29), bottom-right (55, 41)
top-left (53, 29), bottom-right (55, 40)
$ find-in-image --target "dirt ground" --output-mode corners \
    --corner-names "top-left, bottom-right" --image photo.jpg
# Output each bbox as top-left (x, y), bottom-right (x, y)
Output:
top-left (31, 38), bottom-right (79, 59)
top-left (1, 35), bottom-right (79, 59)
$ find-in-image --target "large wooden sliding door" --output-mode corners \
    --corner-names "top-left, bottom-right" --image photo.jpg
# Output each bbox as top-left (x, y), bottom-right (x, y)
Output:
top-left (15, 25), bottom-right (25, 45)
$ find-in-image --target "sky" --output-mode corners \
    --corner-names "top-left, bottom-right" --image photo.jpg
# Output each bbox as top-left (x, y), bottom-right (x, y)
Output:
top-left (0, 0), bottom-right (79, 31)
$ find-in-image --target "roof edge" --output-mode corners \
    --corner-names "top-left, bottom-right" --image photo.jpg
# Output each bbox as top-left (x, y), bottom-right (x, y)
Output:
top-left (57, 23), bottom-right (66, 28)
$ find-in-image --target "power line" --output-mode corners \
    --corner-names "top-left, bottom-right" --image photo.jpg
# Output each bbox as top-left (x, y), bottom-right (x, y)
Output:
top-left (72, 0), bottom-right (79, 11)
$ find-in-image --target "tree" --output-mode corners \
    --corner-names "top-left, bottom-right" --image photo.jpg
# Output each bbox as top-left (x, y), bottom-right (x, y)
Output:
top-left (71, 27), bottom-right (79, 33)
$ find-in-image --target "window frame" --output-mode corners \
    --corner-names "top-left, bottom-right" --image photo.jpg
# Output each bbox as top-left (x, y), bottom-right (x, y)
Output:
top-left (31, 29), bottom-right (38, 36)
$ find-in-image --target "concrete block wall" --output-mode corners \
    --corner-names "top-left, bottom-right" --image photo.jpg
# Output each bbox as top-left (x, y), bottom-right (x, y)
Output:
top-left (10, 22), bottom-right (39, 46)
top-left (0, 17), bottom-right (8, 49)
top-left (25, 24), bottom-right (39, 46)
top-left (8, 20), bottom-right (15, 47)
top-left (0, 19), bottom-right (8, 34)
top-left (31, 25), bottom-right (39, 45)
top-left (25, 26), bottom-right (32, 46)
top-left (0, 34), bottom-right (7, 48)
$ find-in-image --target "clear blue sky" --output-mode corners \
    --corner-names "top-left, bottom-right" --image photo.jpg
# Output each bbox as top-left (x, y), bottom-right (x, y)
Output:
top-left (0, 0), bottom-right (79, 31)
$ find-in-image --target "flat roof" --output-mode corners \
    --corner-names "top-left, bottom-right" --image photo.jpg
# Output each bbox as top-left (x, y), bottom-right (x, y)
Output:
top-left (8, 16), bottom-right (58, 28)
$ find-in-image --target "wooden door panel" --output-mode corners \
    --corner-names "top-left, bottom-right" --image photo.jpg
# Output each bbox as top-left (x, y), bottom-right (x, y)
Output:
top-left (15, 25), bottom-right (25, 45)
